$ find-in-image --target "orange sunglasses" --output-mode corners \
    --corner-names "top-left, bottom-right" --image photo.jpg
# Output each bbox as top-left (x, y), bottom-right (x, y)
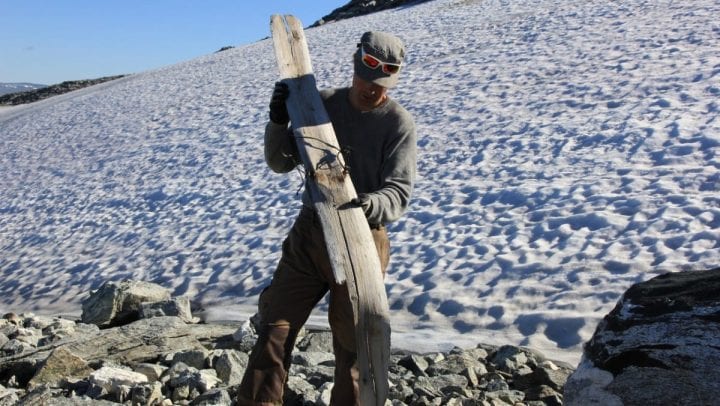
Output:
top-left (360, 47), bottom-right (402, 74)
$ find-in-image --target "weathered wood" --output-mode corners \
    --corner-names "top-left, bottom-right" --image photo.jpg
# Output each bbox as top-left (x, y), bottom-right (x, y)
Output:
top-left (271, 15), bottom-right (390, 405)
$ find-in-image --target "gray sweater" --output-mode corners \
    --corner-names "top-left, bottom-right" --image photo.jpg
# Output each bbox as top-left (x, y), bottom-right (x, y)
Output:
top-left (264, 87), bottom-right (417, 225)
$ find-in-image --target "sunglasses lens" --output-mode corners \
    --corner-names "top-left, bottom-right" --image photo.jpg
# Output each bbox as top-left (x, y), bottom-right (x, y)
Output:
top-left (362, 53), bottom-right (380, 68)
top-left (383, 64), bottom-right (400, 74)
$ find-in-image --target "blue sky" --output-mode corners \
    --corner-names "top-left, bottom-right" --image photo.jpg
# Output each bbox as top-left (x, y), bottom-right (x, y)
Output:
top-left (1, 0), bottom-right (344, 85)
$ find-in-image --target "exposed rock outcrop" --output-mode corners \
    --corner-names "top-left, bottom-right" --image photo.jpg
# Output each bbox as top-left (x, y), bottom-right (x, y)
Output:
top-left (564, 268), bottom-right (720, 406)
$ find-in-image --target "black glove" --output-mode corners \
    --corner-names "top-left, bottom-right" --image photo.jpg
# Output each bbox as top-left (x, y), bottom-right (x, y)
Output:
top-left (350, 193), bottom-right (372, 216)
top-left (269, 82), bottom-right (290, 125)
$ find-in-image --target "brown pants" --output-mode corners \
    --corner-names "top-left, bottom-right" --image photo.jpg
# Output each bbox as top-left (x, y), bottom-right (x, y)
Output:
top-left (237, 206), bottom-right (390, 406)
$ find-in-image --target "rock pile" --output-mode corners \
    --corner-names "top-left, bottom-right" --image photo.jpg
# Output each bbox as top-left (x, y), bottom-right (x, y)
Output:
top-left (0, 281), bottom-right (573, 405)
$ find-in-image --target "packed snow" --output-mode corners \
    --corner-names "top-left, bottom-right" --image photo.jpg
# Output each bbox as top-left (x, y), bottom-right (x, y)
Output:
top-left (1, 0), bottom-right (718, 365)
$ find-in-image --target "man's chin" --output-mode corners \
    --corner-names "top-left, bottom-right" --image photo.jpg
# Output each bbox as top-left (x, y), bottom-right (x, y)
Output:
top-left (361, 97), bottom-right (382, 109)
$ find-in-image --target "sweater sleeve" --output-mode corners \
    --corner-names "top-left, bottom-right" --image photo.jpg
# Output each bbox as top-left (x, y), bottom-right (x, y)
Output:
top-left (363, 114), bottom-right (417, 225)
top-left (264, 121), bottom-right (300, 173)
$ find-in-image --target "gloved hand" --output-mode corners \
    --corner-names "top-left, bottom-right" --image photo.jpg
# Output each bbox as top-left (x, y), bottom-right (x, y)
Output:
top-left (269, 82), bottom-right (290, 125)
top-left (350, 193), bottom-right (372, 216)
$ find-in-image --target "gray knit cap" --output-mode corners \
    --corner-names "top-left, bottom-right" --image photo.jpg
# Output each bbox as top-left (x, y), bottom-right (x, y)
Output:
top-left (354, 31), bottom-right (405, 88)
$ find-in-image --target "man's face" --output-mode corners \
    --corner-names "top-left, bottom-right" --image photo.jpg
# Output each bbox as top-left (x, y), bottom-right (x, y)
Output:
top-left (349, 74), bottom-right (388, 111)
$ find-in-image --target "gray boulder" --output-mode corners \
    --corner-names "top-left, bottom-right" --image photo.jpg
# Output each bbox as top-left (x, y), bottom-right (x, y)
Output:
top-left (296, 330), bottom-right (334, 353)
top-left (27, 347), bottom-right (93, 389)
top-left (88, 366), bottom-right (148, 395)
top-left (130, 381), bottom-right (163, 405)
top-left (564, 268), bottom-right (720, 405)
top-left (190, 387), bottom-right (232, 405)
top-left (140, 296), bottom-right (194, 323)
top-left (213, 350), bottom-right (248, 386)
top-left (81, 280), bottom-right (171, 327)
top-left (172, 349), bottom-right (209, 370)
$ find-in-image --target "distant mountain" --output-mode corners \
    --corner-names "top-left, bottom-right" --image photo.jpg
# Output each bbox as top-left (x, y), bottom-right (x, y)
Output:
top-left (0, 82), bottom-right (46, 96)
top-left (0, 75), bottom-right (126, 106)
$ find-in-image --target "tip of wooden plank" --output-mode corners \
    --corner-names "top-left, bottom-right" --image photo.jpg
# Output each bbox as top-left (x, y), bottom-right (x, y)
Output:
top-left (285, 15), bottom-right (303, 27)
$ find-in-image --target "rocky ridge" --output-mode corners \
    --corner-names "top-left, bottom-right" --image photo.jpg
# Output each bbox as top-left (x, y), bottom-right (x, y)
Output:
top-left (0, 75), bottom-right (126, 106)
top-left (311, 0), bottom-right (432, 27)
top-left (0, 281), bottom-right (573, 405)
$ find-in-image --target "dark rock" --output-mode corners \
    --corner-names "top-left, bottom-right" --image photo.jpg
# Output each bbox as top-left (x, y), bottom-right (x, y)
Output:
top-left (564, 268), bottom-right (720, 405)
top-left (398, 353), bottom-right (430, 376)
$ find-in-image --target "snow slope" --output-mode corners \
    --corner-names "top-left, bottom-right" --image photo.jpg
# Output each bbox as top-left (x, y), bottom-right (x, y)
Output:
top-left (1, 0), bottom-right (718, 364)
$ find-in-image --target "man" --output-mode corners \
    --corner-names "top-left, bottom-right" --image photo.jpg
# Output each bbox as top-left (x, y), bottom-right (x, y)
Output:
top-left (238, 31), bottom-right (417, 405)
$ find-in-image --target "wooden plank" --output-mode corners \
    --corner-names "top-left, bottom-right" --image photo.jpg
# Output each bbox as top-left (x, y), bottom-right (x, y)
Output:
top-left (270, 15), bottom-right (390, 405)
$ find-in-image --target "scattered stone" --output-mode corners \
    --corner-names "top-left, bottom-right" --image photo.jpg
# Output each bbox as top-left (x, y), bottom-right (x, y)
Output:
top-left (213, 350), bottom-right (248, 386)
top-left (231, 319), bottom-right (258, 353)
top-left (130, 381), bottom-right (163, 405)
top-left (490, 345), bottom-right (530, 373)
top-left (1, 339), bottom-right (34, 356)
top-left (398, 353), bottom-right (430, 376)
top-left (293, 351), bottom-right (335, 367)
top-left (296, 330), bottom-right (334, 353)
top-left (172, 349), bottom-right (209, 370)
top-left (89, 366), bottom-right (148, 395)
top-left (2, 313), bottom-right (21, 326)
top-left (0, 384), bottom-right (20, 406)
top-left (190, 387), bottom-right (232, 405)
top-left (134, 363), bottom-right (168, 382)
